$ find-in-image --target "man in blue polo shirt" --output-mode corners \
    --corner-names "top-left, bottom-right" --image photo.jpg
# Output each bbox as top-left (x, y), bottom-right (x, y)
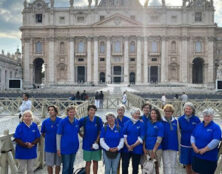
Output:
top-left (79, 104), bottom-right (103, 174)
top-left (41, 105), bottom-right (62, 174)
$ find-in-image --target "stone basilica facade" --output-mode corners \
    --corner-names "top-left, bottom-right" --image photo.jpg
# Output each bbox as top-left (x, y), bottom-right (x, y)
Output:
top-left (21, 0), bottom-right (222, 88)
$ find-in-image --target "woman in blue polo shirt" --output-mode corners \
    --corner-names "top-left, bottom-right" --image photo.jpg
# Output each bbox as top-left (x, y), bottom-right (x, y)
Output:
top-left (162, 104), bottom-right (178, 174)
top-left (122, 107), bottom-right (144, 174)
top-left (100, 112), bottom-right (124, 174)
top-left (79, 104), bottom-right (103, 174)
top-left (57, 105), bottom-right (79, 174)
top-left (143, 108), bottom-right (164, 174)
top-left (178, 102), bottom-right (200, 174)
top-left (116, 104), bottom-right (129, 128)
top-left (191, 108), bottom-right (221, 174)
top-left (41, 105), bottom-right (62, 174)
top-left (14, 110), bottom-right (40, 174)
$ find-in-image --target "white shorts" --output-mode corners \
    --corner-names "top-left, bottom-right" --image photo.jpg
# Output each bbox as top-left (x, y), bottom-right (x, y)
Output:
top-left (45, 152), bottom-right (61, 167)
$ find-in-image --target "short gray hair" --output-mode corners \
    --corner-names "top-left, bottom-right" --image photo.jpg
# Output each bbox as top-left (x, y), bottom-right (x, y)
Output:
top-left (105, 112), bottom-right (116, 120)
top-left (117, 104), bottom-right (126, 111)
top-left (130, 107), bottom-right (141, 116)
top-left (183, 102), bottom-right (195, 115)
top-left (202, 108), bottom-right (215, 117)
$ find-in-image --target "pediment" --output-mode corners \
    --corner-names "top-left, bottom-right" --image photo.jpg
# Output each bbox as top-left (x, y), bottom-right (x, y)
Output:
top-left (92, 13), bottom-right (142, 27)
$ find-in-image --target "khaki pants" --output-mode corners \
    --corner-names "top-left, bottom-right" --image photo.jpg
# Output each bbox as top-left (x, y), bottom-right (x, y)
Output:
top-left (17, 159), bottom-right (35, 174)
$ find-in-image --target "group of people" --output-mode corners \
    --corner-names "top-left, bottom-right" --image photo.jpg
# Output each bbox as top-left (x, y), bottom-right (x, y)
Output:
top-left (70, 90), bottom-right (88, 101)
top-left (14, 101), bottom-right (221, 174)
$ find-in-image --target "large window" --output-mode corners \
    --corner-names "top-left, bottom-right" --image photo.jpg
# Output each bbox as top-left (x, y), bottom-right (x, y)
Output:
top-left (151, 41), bottom-right (158, 52)
top-left (129, 41), bottom-right (136, 53)
top-left (171, 41), bottom-right (176, 51)
top-left (195, 12), bottom-right (202, 22)
top-left (78, 41), bottom-right (85, 53)
top-left (195, 41), bottom-right (202, 53)
top-left (60, 42), bottom-right (65, 54)
top-left (36, 14), bottom-right (42, 23)
top-left (114, 40), bottom-right (121, 53)
top-left (100, 41), bottom-right (105, 54)
top-left (35, 41), bottom-right (42, 54)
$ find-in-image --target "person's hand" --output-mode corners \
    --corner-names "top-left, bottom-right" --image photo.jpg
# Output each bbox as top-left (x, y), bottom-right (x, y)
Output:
top-left (112, 147), bottom-right (118, 152)
top-left (150, 150), bottom-right (156, 160)
top-left (199, 147), bottom-right (207, 155)
top-left (143, 148), bottom-right (148, 155)
top-left (26, 142), bottom-right (34, 148)
top-left (57, 150), bottom-right (61, 157)
top-left (127, 144), bottom-right (133, 151)
top-left (193, 146), bottom-right (200, 154)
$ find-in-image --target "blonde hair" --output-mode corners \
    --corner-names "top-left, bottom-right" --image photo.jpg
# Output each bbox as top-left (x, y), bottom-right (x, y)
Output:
top-left (66, 105), bottom-right (77, 115)
top-left (21, 110), bottom-right (34, 122)
top-left (163, 104), bottom-right (175, 113)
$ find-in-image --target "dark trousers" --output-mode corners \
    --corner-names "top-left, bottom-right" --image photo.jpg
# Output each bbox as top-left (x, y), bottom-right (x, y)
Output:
top-left (122, 152), bottom-right (141, 174)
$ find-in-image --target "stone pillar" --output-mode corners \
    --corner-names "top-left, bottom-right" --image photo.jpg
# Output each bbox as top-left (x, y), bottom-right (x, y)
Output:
top-left (106, 37), bottom-right (111, 83)
top-left (208, 37), bottom-right (214, 84)
top-left (136, 37), bottom-right (142, 84)
top-left (87, 37), bottom-right (92, 83)
top-left (48, 39), bottom-right (55, 84)
top-left (69, 38), bottom-right (74, 83)
top-left (180, 37), bottom-right (188, 83)
top-left (93, 37), bottom-right (98, 85)
top-left (124, 37), bottom-right (129, 84)
top-left (161, 37), bottom-right (166, 83)
top-left (144, 37), bottom-right (148, 83)
top-left (24, 39), bottom-right (30, 87)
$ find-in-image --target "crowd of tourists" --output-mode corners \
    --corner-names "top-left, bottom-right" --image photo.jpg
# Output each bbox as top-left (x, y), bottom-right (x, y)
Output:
top-left (14, 96), bottom-right (221, 174)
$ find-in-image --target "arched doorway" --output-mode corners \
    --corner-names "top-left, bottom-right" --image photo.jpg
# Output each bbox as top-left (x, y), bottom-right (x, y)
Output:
top-left (192, 58), bottom-right (204, 84)
top-left (129, 72), bottom-right (135, 84)
top-left (33, 58), bottom-right (44, 84)
top-left (99, 72), bottom-right (105, 83)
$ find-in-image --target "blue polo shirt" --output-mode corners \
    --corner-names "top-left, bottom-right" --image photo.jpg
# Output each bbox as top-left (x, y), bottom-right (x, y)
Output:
top-left (162, 117), bottom-right (178, 151)
top-left (57, 117), bottom-right (79, 154)
top-left (79, 116), bottom-right (103, 151)
top-left (41, 117), bottom-right (62, 153)
top-left (192, 121), bottom-right (221, 161)
top-left (178, 115), bottom-right (200, 147)
top-left (123, 120), bottom-right (144, 154)
top-left (116, 115), bottom-right (130, 128)
top-left (100, 125), bottom-right (123, 150)
top-left (14, 122), bottom-right (40, 159)
top-left (144, 120), bottom-right (164, 150)
top-left (141, 114), bottom-right (150, 123)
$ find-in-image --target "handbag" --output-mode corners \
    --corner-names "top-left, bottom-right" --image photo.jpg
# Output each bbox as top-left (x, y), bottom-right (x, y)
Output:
top-left (142, 155), bottom-right (155, 174)
top-left (74, 167), bottom-right (86, 174)
top-left (105, 151), bottom-right (118, 159)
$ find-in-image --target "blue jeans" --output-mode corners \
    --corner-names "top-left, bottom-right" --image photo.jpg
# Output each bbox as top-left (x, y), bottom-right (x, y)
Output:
top-left (103, 151), bottom-right (120, 174)
top-left (62, 153), bottom-right (76, 174)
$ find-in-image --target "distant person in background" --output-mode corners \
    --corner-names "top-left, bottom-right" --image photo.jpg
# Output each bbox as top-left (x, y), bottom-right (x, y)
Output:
top-left (69, 94), bottom-right (75, 101)
top-left (181, 92), bottom-right (188, 103)
top-left (81, 90), bottom-right (87, 101)
top-left (174, 94), bottom-right (179, 100)
top-left (75, 91), bottom-right (81, 100)
top-left (99, 91), bottom-right (104, 109)
top-left (19, 93), bottom-right (32, 119)
top-left (161, 94), bottom-right (167, 108)
top-left (122, 91), bottom-right (127, 105)
top-left (14, 110), bottom-right (40, 174)
top-left (95, 92), bottom-right (100, 108)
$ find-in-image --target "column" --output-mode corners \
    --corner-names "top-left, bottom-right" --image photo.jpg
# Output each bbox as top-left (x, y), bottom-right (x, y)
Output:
top-left (208, 37), bottom-right (214, 84)
top-left (180, 37), bottom-right (188, 83)
top-left (48, 39), bottom-right (55, 84)
top-left (87, 37), bottom-right (92, 82)
top-left (124, 37), bottom-right (129, 84)
top-left (144, 37), bottom-right (148, 83)
top-left (136, 37), bottom-right (142, 84)
top-left (69, 38), bottom-right (74, 83)
top-left (106, 37), bottom-right (111, 83)
top-left (161, 37), bottom-right (166, 83)
top-left (94, 37), bottom-right (98, 85)
top-left (24, 39), bottom-right (30, 87)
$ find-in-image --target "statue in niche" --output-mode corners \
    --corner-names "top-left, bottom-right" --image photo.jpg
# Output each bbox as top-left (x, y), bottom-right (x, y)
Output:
top-left (57, 63), bottom-right (67, 81)
top-left (50, 0), bottom-right (54, 7)
top-left (217, 60), bottom-right (222, 79)
top-left (70, 0), bottom-right (74, 7)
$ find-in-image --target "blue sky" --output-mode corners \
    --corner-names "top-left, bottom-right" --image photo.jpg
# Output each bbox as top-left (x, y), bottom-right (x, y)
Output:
top-left (0, 0), bottom-right (222, 55)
